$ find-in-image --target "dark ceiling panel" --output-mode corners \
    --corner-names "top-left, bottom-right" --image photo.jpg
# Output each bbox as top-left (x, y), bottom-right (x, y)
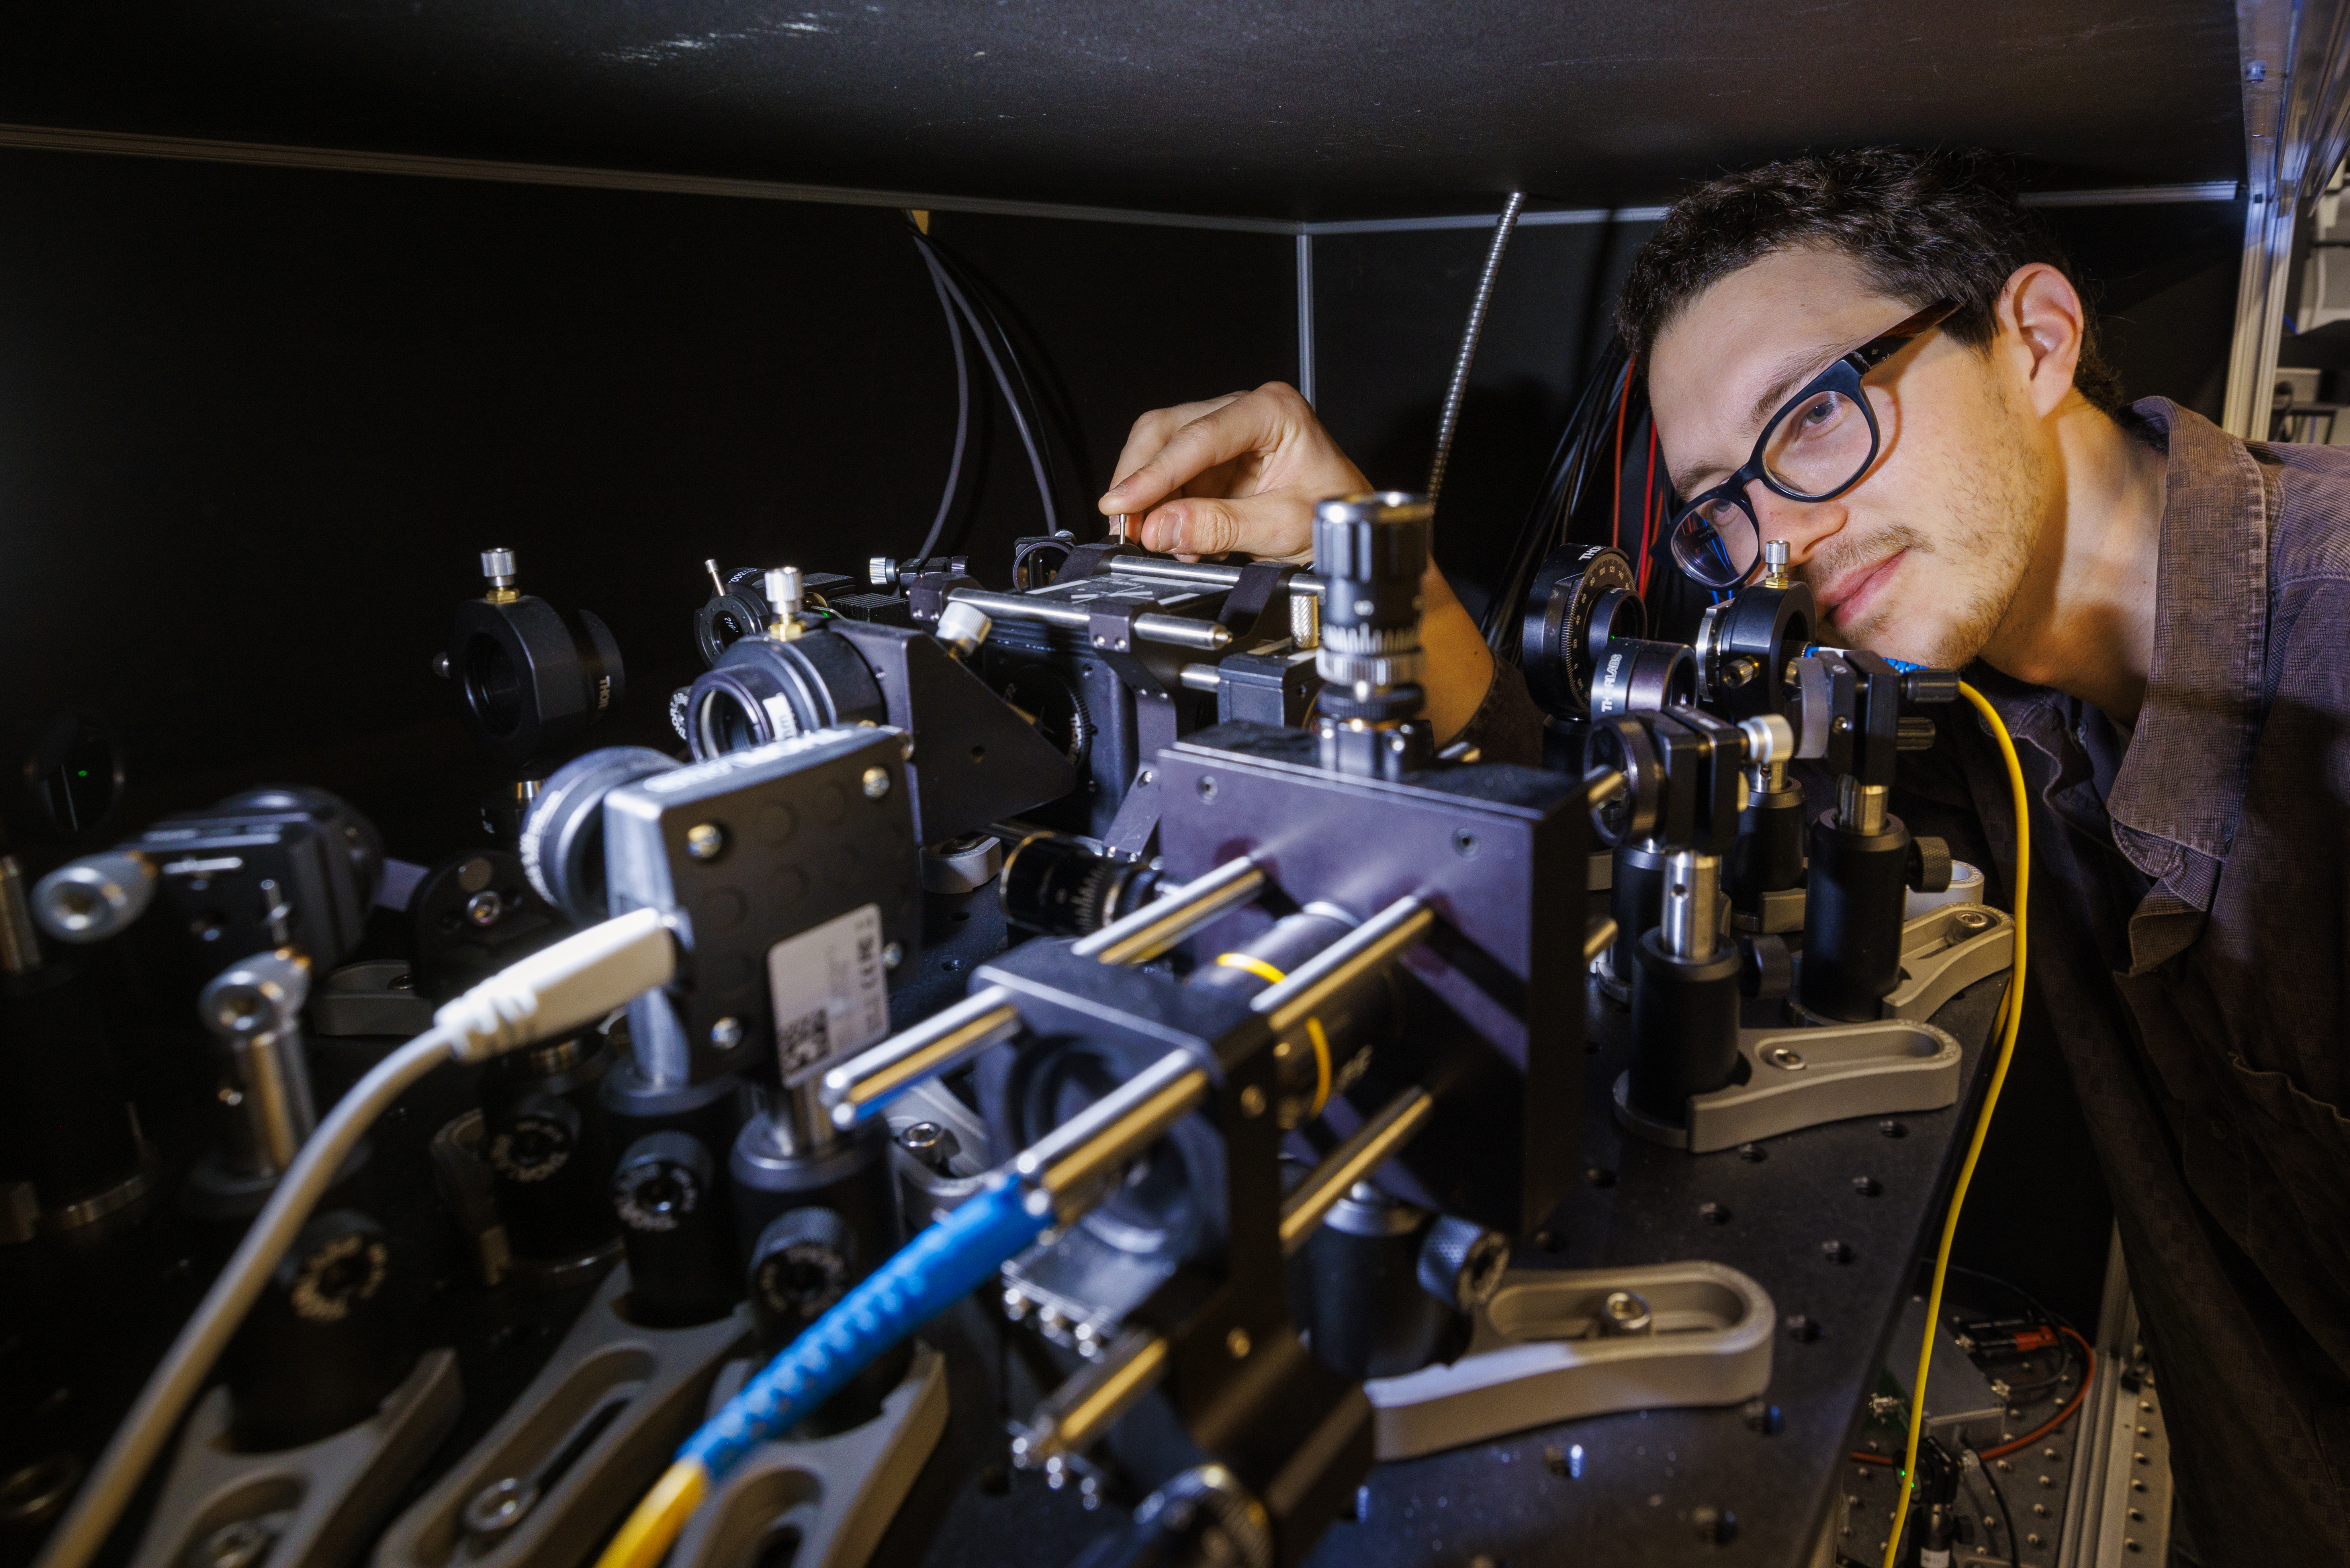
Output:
top-left (0, 2), bottom-right (2246, 219)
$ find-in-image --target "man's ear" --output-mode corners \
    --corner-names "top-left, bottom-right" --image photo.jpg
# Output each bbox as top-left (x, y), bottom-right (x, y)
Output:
top-left (1997, 263), bottom-right (2088, 418)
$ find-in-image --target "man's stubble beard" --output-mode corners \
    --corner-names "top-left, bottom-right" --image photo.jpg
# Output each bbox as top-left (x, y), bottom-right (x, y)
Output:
top-left (1822, 380), bottom-right (2045, 668)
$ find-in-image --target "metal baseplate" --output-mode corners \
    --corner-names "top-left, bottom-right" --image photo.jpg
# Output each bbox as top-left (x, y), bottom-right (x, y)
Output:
top-left (668, 1345), bottom-right (950, 1568)
top-left (1882, 902), bottom-right (2013, 1023)
top-left (1616, 1016), bottom-right (1964, 1155)
top-left (371, 1266), bottom-right (751, 1568)
top-left (1362, 1261), bottom-right (1775, 1460)
top-left (131, 1350), bottom-right (461, 1568)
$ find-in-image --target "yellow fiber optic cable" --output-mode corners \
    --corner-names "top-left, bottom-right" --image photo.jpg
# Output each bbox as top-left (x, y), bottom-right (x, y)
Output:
top-left (1881, 683), bottom-right (2030, 1568)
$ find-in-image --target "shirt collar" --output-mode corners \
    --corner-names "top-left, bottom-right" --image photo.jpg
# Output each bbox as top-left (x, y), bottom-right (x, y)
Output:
top-left (2099, 398), bottom-right (2270, 896)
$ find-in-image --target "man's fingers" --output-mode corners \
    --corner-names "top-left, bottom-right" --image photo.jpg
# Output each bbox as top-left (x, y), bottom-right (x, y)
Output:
top-left (1102, 393), bottom-right (1287, 515)
top-left (1139, 494), bottom-right (1317, 561)
top-left (1102, 393), bottom-right (1246, 513)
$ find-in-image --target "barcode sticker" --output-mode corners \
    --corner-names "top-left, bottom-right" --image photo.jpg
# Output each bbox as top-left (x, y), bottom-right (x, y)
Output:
top-left (766, 903), bottom-right (889, 1085)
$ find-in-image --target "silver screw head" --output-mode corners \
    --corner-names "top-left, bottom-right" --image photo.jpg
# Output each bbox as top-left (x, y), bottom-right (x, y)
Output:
top-left (861, 767), bottom-right (891, 799)
top-left (479, 548), bottom-right (517, 582)
top-left (1239, 1085), bottom-right (1268, 1118)
top-left (685, 822), bottom-right (725, 860)
top-left (882, 941), bottom-right (905, 969)
top-left (1601, 1290), bottom-right (1654, 1333)
top-left (710, 1017), bottom-right (744, 1049)
top-left (464, 889), bottom-right (504, 927)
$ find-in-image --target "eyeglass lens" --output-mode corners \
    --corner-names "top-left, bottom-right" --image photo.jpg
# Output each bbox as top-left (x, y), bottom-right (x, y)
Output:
top-left (1669, 497), bottom-right (1760, 589)
top-left (1761, 387), bottom-right (1873, 501)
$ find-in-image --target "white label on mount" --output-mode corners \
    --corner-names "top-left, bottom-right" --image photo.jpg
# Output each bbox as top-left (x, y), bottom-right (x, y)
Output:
top-left (766, 903), bottom-right (888, 1085)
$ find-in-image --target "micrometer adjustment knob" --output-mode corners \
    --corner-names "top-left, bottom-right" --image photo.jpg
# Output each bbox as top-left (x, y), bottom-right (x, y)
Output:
top-left (1418, 1215), bottom-right (1510, 1312)
top-left (1908, 836), bottom-right (1953, 895)
top-left (1899, 667), bottom-right (1962, 704)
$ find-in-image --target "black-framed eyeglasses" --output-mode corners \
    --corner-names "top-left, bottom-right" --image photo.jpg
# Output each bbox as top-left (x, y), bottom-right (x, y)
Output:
top-left (1667, 299), bottom-right (1960, 590)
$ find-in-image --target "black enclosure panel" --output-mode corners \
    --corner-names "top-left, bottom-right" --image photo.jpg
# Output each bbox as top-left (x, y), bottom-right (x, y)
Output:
top-left (1313, 219), bottom-right (1659, 624)
top-left (0, 150), bottom-right (1291, 862)
top-left (0, 2), bottom-right (2246, 219)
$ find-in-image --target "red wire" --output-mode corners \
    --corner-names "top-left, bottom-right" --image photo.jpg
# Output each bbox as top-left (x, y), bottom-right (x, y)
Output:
top-left (1610, 356), bottom-right (1634, 552)
top-left (1849, 1327), bottom-right (2096, 1468)
top-left (1642, 419), bottom-right (1658, 547)
top-left (1637, 476), bottom-right (1661, 598)
top-left (1638, 421), bottom-right (1659, 593)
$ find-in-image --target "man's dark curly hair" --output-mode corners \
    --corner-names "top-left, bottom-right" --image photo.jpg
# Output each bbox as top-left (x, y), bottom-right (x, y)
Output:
top-left (1615, 146), bottom-right (2125, 413)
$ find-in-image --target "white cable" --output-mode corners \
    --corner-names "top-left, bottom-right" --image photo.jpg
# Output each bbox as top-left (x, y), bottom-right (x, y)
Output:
top-left (36, 907), bottom-right (677, 1568)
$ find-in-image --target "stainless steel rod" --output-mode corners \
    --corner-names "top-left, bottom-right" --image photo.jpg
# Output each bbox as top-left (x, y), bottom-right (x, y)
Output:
top-left (1018, 1081), bottom-right (1439, 1465)
top-left (1014, 1050), bottom-right (1209, 1210)
top-left (1012, 1329), bottom-right (1171, 1466)
top-left (1253, 894), bottom-right (1433, 1036)
top-left (1106, 557), bottom-right (1244, 587)
top-left (1583, 916), bottom-right (1620, 963)
top-left (945, 589), bottom-right (1233, 652)
top-left (1278, 1086), bottom-right (1436, 1253)
top-left (1133, 613), bottom-right (1233, 652)
top-left (819, 985), bottom-right (1022, 1126)
top-left (1071, 854), bottom-right (1266, 965)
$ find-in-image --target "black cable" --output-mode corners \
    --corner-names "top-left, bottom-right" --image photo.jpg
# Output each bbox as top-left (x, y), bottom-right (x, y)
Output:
top-left (1481, 339), bottom-right (1632, 660)
top-left (918, 229), bottom-right (1090, 536)
top-left (909, 227), bottom-right (1059, 534)
top-left (1965, 1441), bottom-right (2021, 1568)
top-left (914, 231), bottom-right (975, 562)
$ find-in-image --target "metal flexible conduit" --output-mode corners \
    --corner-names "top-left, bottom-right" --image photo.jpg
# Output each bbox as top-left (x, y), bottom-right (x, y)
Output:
top-left (1426, 191), bottom-right (1526, 511)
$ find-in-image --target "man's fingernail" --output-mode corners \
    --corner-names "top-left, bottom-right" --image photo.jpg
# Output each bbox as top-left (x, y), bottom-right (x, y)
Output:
top-left (1104, 478), bottom-right (1130, 496)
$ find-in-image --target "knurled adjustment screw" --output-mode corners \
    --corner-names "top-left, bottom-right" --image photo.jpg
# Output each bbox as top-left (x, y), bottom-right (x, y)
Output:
top-left (750, 1207), bottom-right (855, 1329)
top-left (1908, 836), bottom-right (1953, 894)
top-left (1417, 1216), bottom-right (1510, 1311)
top-left (1896, 715), bottom-right (1939, 752)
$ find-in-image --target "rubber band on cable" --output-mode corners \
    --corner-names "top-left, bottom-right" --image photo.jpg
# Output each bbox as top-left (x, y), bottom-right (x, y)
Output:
top-left (1216, 953), bottom-right (1333, 1118)
top-left (1215, 952), bottom-right (1286, 986)
top-left (1877, 681), bottom-right (2029, 1568)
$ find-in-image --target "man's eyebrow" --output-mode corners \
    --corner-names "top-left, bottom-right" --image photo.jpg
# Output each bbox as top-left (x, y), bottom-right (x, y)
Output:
top-left (1665, 338), bottom-right (1846, 499)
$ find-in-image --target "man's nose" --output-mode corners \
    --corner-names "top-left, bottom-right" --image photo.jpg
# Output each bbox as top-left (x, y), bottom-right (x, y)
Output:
top-left (1747, 481), bottom-right (1845, 567)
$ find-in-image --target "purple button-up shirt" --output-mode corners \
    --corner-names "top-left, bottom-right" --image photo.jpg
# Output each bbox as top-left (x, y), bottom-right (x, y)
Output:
top-left (1890, 399), bottom-right (2350, 1564)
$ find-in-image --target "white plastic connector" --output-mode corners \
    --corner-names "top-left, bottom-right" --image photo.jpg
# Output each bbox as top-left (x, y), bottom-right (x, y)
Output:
top-left (432, 906), bottom-right (676, 1063)
top-left (935, 601), bottom-right (993, 660)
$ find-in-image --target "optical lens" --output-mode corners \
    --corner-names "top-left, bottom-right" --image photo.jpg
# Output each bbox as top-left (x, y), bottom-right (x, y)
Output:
top-left (1669, 498), bottom-right (1759, 589)
top-left (1761, 388), bottom-right (1874, 499)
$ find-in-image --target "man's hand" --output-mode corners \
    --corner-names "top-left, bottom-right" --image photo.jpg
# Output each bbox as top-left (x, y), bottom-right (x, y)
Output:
top-left (1100, 381), bottom-right (1497, 746)
top-left (1098, 382), bottom-right (1364, 562)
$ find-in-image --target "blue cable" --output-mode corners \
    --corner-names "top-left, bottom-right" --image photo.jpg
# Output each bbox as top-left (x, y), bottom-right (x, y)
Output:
top-left (678, 1174), bottom-right (1052, 1479)
top-left (1804, 642), bottom-right (1924, 673)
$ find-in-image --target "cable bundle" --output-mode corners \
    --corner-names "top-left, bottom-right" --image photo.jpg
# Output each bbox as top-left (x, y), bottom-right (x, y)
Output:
top-left (904, 218), bottom-right (1088, 557)
top-left (1479, 341), bottom-right (1635, 664)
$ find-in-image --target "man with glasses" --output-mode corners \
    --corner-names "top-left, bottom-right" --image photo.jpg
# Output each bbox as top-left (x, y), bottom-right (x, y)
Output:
top-left (1102, 147), bottom-right (2349, 1564)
